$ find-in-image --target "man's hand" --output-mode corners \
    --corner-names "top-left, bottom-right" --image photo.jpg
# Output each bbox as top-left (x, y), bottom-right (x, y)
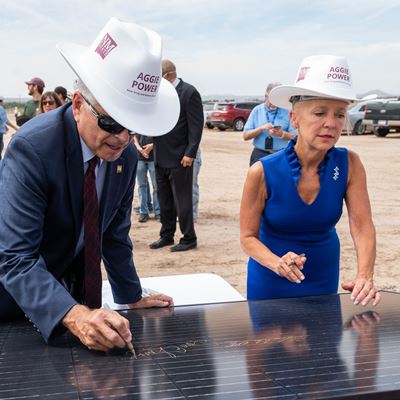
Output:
top-left (180, 156), bottom-right (194, 167)
top-left (62, 304), bottom-right (132, 352)
top-left (259, 123), bottom-right (273, 132)
top-left (142, 143), bottom-right (153, 158)
top-left (269, 126), bottom-right (283, 137)
top-left (128, 293), bottom-right (174, 308)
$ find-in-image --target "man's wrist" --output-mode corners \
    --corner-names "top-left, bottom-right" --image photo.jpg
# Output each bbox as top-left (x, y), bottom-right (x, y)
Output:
top-left (280, 131), bottom-right (286, 139)
top-left (62, 304), bottom-right (89, 329)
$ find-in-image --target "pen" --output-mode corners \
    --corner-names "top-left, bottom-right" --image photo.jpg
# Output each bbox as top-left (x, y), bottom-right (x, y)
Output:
top-left (103, 303), bottom-right (136, 358)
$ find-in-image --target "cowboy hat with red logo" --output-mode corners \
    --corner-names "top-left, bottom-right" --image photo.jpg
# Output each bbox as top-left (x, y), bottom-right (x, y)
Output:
top-left (57, 17), bottom-right (180, 136)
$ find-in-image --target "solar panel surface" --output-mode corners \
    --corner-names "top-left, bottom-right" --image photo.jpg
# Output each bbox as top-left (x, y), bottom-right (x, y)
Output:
top-left (1, 292), bottom-right (399, 399)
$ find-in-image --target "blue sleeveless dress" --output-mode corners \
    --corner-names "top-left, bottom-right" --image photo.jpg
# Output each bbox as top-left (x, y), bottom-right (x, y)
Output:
top-left (247, 139), bottom-right (348, 300)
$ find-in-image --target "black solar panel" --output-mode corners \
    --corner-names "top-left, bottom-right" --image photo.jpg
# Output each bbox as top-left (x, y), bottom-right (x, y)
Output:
top-left (1, 292), bottom-right (399, 399)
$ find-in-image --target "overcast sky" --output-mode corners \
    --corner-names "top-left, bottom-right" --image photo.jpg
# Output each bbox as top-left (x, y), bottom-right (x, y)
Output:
top-left (1, 0), bottom-right (399, 98)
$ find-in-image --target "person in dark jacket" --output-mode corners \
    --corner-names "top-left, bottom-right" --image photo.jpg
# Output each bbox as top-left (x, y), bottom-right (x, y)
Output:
top-left (150, 59), bottom-right (203, 252)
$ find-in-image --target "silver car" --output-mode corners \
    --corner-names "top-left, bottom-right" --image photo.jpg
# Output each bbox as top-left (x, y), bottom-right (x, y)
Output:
top-left (346, 99), bottom-right (394, 135)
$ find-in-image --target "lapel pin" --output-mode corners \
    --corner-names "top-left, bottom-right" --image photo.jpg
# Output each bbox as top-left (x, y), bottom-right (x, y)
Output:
top-left (116, 165), bottom-right (123, 174)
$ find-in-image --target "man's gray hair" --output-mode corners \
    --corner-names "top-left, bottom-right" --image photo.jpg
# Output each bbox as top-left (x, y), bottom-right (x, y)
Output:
top-left (265, 82), bottom-right (281, 95)
top-left (73, 78), bottom-right (97, 104)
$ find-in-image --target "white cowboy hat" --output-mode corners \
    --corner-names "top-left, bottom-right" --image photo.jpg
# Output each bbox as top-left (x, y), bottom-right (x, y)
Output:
top-left (57, 17), bottom-right (179, 136)
top-left (269, 54), bottom-right (360, 110)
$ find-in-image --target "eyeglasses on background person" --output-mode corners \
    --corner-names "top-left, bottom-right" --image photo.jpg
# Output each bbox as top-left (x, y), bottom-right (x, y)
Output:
top-left (40, 91), bottom-right (62, 113)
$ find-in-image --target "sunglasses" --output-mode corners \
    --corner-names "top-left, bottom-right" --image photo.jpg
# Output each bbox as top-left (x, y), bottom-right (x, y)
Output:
top-left (81, 94), bottom-right (132, 135)
top-left (42, 100), bottom-right (55, 106)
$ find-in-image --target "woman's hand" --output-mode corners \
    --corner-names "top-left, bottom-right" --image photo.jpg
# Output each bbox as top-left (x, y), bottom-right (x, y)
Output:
top-left (271, 252), bottom-right (307, 283)
top-left (341, 277), bottom-right (380, 306)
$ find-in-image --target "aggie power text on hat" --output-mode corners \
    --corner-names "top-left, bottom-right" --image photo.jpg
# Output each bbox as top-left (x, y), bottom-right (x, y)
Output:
top-left (57, 17), bottom-right (180, 136)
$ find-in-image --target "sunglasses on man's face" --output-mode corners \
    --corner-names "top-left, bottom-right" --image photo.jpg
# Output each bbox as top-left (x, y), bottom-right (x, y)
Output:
top-left (81, 94), bottom-right (132, 135)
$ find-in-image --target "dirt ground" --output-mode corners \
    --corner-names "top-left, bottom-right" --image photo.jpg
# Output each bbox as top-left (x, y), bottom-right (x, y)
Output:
top-left (3, 124), bottom-right (400, 297)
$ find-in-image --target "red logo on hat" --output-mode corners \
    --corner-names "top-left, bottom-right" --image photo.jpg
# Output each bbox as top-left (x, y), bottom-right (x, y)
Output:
top-left (95, 33), bottom-right (117, 60)
top-left (296, 67), bottom-right (310, 82)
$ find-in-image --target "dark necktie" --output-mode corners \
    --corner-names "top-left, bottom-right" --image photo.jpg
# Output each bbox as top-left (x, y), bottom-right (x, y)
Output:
top-left (83, 156), bottom-right (102, 308)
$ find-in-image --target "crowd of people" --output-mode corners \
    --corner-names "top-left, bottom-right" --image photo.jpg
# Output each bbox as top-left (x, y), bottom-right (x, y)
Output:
top-left (0, 18), bottom-right (380, 353)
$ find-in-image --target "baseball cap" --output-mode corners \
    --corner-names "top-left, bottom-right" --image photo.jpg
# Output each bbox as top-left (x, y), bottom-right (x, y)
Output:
top-left (25, 77), bottom-right (46, 88)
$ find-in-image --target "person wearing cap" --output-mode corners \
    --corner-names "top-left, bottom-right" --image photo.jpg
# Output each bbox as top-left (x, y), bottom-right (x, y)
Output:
top-left (0, 18), bottom-right (180, 351)
top-left (243, 82), bottom-right (297, 166)
top-left (150, 59), bottom-right (203, 252)
top-left (0, 97), bottom-right (18, 159)
top-left (23, 77), bottom-right (46, 119)
top-left (240, 55), bottom-right (380, 307)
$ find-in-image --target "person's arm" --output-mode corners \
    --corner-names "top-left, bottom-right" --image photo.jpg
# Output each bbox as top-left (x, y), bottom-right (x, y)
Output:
top-left (243, 123), bottom-right (273, 141)
top-left (342, 150), bottom-right (380, 306)
top-left (268, 110), bottom-right (297, 141)
top-left (243, 107), bottom-right (271, 141)
top-left (142, 142), bottom-right (153, 157)
top-left (182, 89), bottom-right (203, 167)
top-left (101, 157), bottom-right (173, 308)
top-left (6, 120), bottom-right (18, 131)
top-left (240, 162), bottom-right (305, 283)
top-left (0, 136), bottom-right (78, 342)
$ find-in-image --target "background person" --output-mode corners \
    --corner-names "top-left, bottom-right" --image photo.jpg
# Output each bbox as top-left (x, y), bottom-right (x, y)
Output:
top-left (0, 97), bottom-right (18, 159)
top-left (40, 91), bottom-right (62, 113)
top-left (243, 82), bottom-right (297, 166)
top-left (150, 59), bottom-right (203, 252)
top-left (54, 86), bottom-right (69, 104)
top-left (16, 77), bottom-right (45, 126)
top-left (0, 18), bottom-right (179, 351)
top-left (192, 147), bottom-right (202, 222)
top-left (133, 133), bottom-right (160, 222)
top-left (240, 55), bottom-right (380, 307)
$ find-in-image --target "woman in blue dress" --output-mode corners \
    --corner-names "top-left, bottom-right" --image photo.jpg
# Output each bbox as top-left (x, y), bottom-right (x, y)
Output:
top-left (240, 55), bottom-right (380, 307)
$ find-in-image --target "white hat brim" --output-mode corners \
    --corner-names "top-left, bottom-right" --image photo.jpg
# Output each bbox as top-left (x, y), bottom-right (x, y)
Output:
top-left (57, 42), bottom-right (180, 136)
top-left (269, 85), bottom-right (360, 110)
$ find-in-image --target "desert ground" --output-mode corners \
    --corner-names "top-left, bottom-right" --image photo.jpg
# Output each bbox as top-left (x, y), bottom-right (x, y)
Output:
top-left (3, 124), bottom-right (400, 297)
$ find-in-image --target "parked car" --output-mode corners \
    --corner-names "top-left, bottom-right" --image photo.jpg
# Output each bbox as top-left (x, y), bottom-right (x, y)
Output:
top-left (210, 101), bottom-right (260, 131)
top-left (203, 102), bottom-right (216, 129)
top-left (346, 99), bottom-right (395, 135)
top-left (362, 98), bottom-right (400, 137)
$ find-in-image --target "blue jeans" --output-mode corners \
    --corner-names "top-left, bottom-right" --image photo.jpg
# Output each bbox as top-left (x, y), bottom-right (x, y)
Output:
top-left (137, 160), bottom-right (159, 216)
top-left (0, 134), bottom-right (4, 160)
top-left (193, 148), bottom-right (202, 220)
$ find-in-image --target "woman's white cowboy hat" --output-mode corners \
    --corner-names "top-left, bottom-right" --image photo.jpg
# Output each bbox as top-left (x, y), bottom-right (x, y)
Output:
top-left (269, 55), bottom-right (360, 110)
top-left (57, 17), bottom-right (179, 136)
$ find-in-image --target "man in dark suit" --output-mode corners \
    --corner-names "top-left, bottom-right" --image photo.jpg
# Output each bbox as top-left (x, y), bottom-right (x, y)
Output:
top-left (0, 18), bottom-right (180, 351)
top-left (150, 60), bottom-right (204, 252)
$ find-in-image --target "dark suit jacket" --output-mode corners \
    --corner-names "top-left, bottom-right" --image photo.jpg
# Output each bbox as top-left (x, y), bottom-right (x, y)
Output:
top-left (0, 104), bottom-right (142, 342)
top-left (153, 79), bottom-right (204, 168)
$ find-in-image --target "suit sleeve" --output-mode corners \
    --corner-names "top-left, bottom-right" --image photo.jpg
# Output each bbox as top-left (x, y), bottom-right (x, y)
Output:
top-left (184, 89), bottom-right (204, 159)
top-left (0, 136), bottom-right (77, 342)
top-left (101, 160), bottom-right (142, 304)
